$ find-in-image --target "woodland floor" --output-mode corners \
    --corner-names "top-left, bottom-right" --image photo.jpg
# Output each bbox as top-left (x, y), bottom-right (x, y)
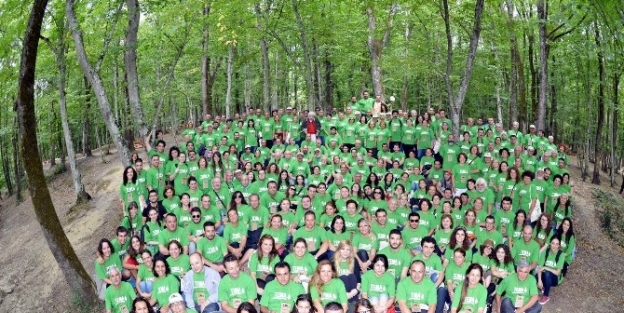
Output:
top-left (0, 139), bottom-right (622, 312)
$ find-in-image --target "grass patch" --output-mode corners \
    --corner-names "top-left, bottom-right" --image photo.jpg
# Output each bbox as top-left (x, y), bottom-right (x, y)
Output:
top-left (593, 188), bottom-right (624, 246)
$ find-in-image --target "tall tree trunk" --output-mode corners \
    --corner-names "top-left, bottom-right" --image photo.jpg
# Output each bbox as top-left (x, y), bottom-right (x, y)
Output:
top-left (42, 20), bottom-right (92, 204)
top-left (272, 51), bottom-right (279, 110)
top-left (450, 0), bottom-right (485, 138)
top-left (442, 0), bottom-right (454, 111)
top-left (17, 0), bottom-right (97, 305)
top-left (292, 0), bottom-right (317, 109)
top-left (549, 55), bottom-right (557, 135)
top-left (225, 44), bottom-right (234, 118)
top-left (12, 111), bottom-right (23, 203)
top-left (536, 0), bottom-right (548, 131)
top-left (592, 23), bottom-right (604, 185)
top-left (201, 2), bottom-right (212, 118)
top-left (1, 134), bottom-right (13, 195)
top-left (255, 3), bottom-right (271, 111)
top-left (125, 0), bottom-right (148, 141)
top-left (82, 77), bottom-right (93, 157)
top-left (324, 49), bottom-right (334, 110)
top-left (67, 0), bottom-right (132, 167)
top-left (505, 0), bottom-right (518, 124)
top-left (366, 3), bottom-right (399, 100)
top-left (611, 73), bottom-right (620, 187)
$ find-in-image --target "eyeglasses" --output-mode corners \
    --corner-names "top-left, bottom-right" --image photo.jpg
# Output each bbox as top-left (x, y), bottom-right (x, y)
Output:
top-left (192, 215), bottom-right (201, 218)
top-left (410, 219), bottom-right (420, 222)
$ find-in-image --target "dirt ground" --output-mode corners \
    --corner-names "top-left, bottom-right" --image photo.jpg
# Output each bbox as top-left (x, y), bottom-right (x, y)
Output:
top-left (0, 147), bottom-right (622, 312)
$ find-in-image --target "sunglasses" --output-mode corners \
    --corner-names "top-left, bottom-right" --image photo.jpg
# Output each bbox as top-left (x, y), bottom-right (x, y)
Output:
top-left (192, 215), bottom-right (201, 218)
top-left (410, 219), bottom-right (420, 222)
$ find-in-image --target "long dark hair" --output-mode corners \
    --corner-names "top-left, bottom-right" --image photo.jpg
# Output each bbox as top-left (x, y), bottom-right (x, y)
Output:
top-left (457, 264), bottom-right (483, 312)
top-left (291, 294), bottom-right (316, 313)
top-left (557, 217), bottom-right (575, 245)
top-left (131, 297), bottom-right (155, 313)
top-left (122, 166), bottom-right (137, 185)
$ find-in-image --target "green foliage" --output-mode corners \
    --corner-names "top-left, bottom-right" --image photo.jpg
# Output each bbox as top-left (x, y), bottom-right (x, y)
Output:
top-left (593, 188), bottom-right (624, 246)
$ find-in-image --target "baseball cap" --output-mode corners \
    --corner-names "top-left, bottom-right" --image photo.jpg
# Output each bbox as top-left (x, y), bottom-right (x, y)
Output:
top-left (169, 293), bottom-right (184, 304)
top-left (483, 152), bottom-right (492, 158)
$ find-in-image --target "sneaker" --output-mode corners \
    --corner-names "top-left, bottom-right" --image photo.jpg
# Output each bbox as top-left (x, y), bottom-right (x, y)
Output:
top-left (539, 295), bottom-right (550, 305)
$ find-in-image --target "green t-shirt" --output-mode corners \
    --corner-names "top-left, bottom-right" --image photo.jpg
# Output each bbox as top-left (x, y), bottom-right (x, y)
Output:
top-left (152, 274), bottom-right (181, 307)
top-left (167, 254), bottom-right (190, 278)
top-left (293, 226), bottom-right (327, 251)
top-left (361, 270), bottom-right (396, 298)
top-left (249, 253), bottom-right (280, 278)
top-left (352, 233), bottom-right (379, 253)
top-left (378, 246), bottom-right (412, 279)
top-left (196, 236), bottom-right (228, 263)
top-left (402, 226), bottom-right (430, 250)
top-left (218, 272), bottom-right (258, 307)
top-left (396, 277), bottom-right (437, 311)
top-left (310, 278), bottom-right (348, 306)
top-left (284, 253), bottom-right (318, 278)
top-left (444, 261), bottom-right (470, 289)
top-left (223, 222), bottom-right (247, 244)
top-left (496, 274), bottom-right (539, 308)
top-left (105, 282), bottom-right (136, 313)
top-left (158, 227), bottom-right (190, 248)
top-left (260, 280), bottom-right (305, 313)
top-left (511, 239), bottom-right (541, 265)
top-left (95, 252), bottom-right (122, 280)
top-left (451, 283), bottom-right (487, 312)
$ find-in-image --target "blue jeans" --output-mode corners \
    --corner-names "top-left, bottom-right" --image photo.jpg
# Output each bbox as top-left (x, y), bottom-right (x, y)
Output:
top-left (539, 271), bottom-right (559, 296)
top-left (195, 302), bottom-right (221, 313)
top-left (436, 287), bottom-right (450, 313)
top-left (139, 280), bottom-right (153, 294)
top-left (500, 297), bottom-right (542, 313)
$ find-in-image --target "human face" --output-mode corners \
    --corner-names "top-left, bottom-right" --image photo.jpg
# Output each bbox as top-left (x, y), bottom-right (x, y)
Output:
top-left (522, 227), bottom-right (533, 242)
top-left (101, 242), bottom-right (112, 258)
top-left (389, 234), bottom-right (402, 250)
top-left (154, 260), bottom-right (167, 277)
top-left (376, 212), bottom-right (387, 225)
top-left (442, 217), bottom-right (452, 230)
top-left (455, 230), bottom-right (466, 243)
top-left (134, 300), bottom-right (150, 313)
top-left (409, 216), bottom-right (420, 229)
top-left (271, 216), bottom-right (282, 229)
top-left (131, 237), bottom-right (141, 251)
top-left (333, 218), bottom-right (345, 232)
top-left (228, 210), bottom-right (239, 223)
top-left (190, 254), bottom-right (204, 273)
top-left (467, 268), bottom-right (481, 287)
top-left (224, 260), bottom-right (240, 278)
top-left (319, 264), bottom-right (333, 283)
top-left (109, 269), bottom-right (122, 286)
top-left (453, 251), bottom-right (465, 266)
top-left (169, 243), bottom-right (181, 258)
top-left (166, 216), bottom-right (177, 231)
top-left (275, 266), bottom-right (291, 285)
top-left (358, 221), bottom-right (370, 235)
top-left (549, 238), bottom-right (561, 252)
top-left (296, 300), bottom-right (312, 313)
top-left (339, 244), bottom-right (351, 259)
top-left (422, 242), bottom-right (435, 257)
top-left (294, 242), bottom-right (307, 257)
top-left (260, 238), bottom-right (273, 254)
top-left (409, 262), bottom-right (426, 283)
top-left (485, 219), bottom-right (495, 231)
top-left (517, 266), bottom-right (531, 281)
top-left (496, 248), bottom-right (506, 262)
top-left (141, 252), bottom-right (153, 267)
top-left (204, 226), bottom-right (216, 240)
top-left (373, 259), bottom-right (386, 276)
top-left (305, 214), bottom-right (316, 229)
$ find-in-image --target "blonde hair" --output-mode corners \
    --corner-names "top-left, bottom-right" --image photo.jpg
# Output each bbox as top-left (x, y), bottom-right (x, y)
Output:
top-left (309, 260), bottom-right (336, 294)
top-left (332, 240), bottom-right (355, 274)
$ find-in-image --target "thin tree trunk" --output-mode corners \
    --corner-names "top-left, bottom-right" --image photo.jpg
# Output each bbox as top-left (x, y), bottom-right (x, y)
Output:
top-left (255, 3), bottom-right (271, 111)
top-left (17, 0), bottom-right (97, 305)
top-left (201, 2), bottom-right (212, 118)
top-left (611, 73), bottom-right (620, 187)
top-left (324, 49), bottom-right (334, 110)
top-left (225, 44), bottom-right (234, 118)
top-left (42, 22), bottom-right (91, 203)
top-left (12, 111), bottom-right (23, 203)
top-left (536, 0), bottom-right (548, 131)
top-left (67, 0), bottom-right (131, 165)
top-left (442, 0), bottom-right (454, 111)
top-left (124, 0), bottom-right (148, 140)
top-left (450, 0), bottom-right (485, 138)
top-left (367, 3), bottom-right (399, 100)
top-left (272, 51), bottom-right (279, 110)
top-left (292, 0), bottom-right (317, 109)
top-left (82, 77), bottom-right (93, 157)
top-left (505, 0), bottom-right (518, 124)
top-left (592, 23), bottom-right (604, 185)
top-left (1, 134), bottom-right (13, 195)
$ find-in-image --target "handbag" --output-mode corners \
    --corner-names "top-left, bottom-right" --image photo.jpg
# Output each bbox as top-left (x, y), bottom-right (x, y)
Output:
top-left (529, 185), bottom-right (542, 223)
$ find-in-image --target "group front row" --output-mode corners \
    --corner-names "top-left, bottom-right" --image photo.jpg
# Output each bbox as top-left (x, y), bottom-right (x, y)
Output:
top-left (99, 230), bottom-right (567, 313)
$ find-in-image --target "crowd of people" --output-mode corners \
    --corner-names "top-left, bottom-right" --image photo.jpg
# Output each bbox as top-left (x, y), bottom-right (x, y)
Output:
top-left (99, 94), bottom-right (577, 313)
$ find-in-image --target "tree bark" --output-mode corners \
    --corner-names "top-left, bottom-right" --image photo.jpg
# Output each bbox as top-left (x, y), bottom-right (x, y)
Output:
top-left (592, 22), bottom-right (604, 185)
top-left (611, 73), bottom-right (620, 187)
top-left (450, 0), bottom-right (485, 138)
top-left (124, 0), bottom-right (148, 140)
top-left (505, 0), bottom-right (518, 124)
top-left (17, 0), bottom-right (97, 304)
top-left (442, 0), bottom-right (454, 111)
top-left (324, 49), bottom-right (334, 110)
top-left (82, 77), bottom-right (93, 157)
top-left (254, 3), bottom-right (271, 111)
top-left (536, 0), bottom-right (548, 131)
top-left (67, 0), bottom-right (131, 166)
top-left (225, 44), bottom-right (234, 118)
top-left (292, 0), bottom-right (317, 109)
top-left (12, 110), bottom-right (23, 203)
top-left (42, 20), bottom-right (92, 204)
top-left (366, 3), bottom-right (399, 100)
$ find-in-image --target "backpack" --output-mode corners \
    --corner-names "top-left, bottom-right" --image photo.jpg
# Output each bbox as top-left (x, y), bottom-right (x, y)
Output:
top-left (544, 248), bottom-right (563, 265)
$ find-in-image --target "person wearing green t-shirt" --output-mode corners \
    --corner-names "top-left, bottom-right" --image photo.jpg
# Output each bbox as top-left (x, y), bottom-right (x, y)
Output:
top-left (536, 236), bottom-right (565, 305)
top-left (158, 214), bottom-right (190, 256)
top-left (377, 229), bottom-right (412, 281)
top-left (309, 260), bottom-right (348, 313)
top-left (196, 221), bottom-right (228, 273)
top-left (152, 258), bottom-right (181, 313)
top-left (260, 262), bottom-right (305, 313)
top-left (104, 266), bottom-right (136, 313)
top-left (396, 260), bottom-right (437, 313)
top-left (361, 254), bottom-right (396, 313)
top-left (511, 225), bottom-right (540, 271)
top-left (180, 253), bottom-right (221, 313)
top-left (495, 260), bottom-right (541, 313)
top-left (293, 211), bottom-right (329, 259)
top-left (219, 255), bottom-right (258, 313)
top-left (450, 264), bottom-right (488, 313)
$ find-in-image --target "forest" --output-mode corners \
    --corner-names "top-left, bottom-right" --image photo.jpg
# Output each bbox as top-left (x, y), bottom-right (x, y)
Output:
top-left (4, 0), bottom-right (623, 199)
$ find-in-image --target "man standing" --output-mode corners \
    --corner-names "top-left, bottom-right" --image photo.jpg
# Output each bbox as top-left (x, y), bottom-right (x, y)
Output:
top-left (260, 262), bottom-right (305, 313)
top-left (183, 253), bottom-right (221, 313)
top-left (495, 260), bottom-right (542, 313)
